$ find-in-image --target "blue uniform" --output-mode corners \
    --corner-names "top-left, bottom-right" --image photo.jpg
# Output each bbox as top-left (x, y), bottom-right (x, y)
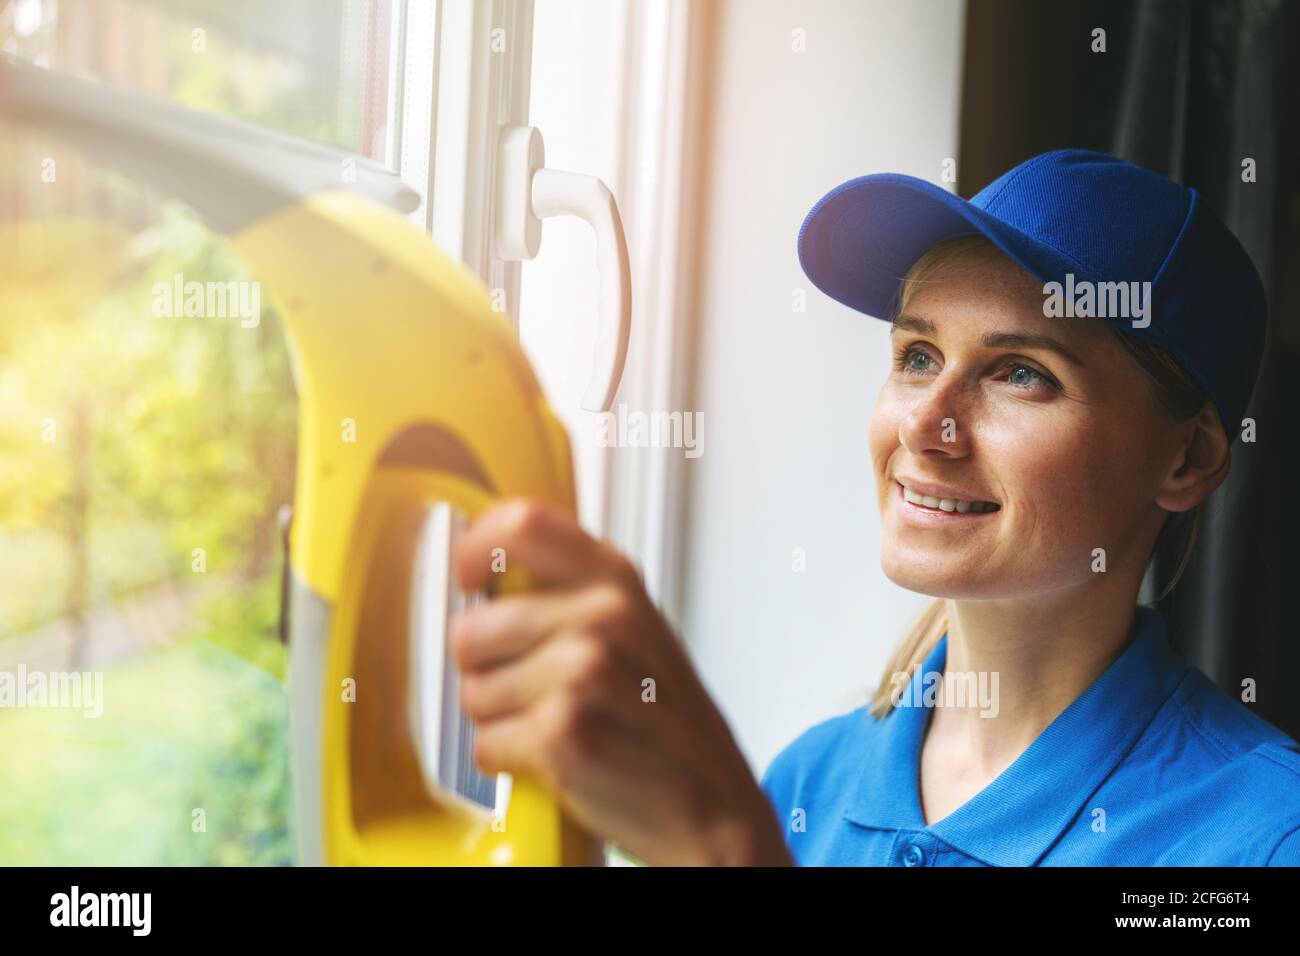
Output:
top-left (760, 604), bottom-right (1300, 865)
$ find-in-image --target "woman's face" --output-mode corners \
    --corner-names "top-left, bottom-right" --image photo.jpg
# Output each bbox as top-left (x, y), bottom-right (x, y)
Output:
top-left (868, 248), bottom-right (1181, 600)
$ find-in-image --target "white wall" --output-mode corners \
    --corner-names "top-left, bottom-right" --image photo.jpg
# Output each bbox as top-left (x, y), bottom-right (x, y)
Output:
top-left (679, 0), bottom-right (967, 775)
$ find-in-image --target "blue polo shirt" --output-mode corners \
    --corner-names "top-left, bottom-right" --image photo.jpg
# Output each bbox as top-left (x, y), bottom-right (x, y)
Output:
top-left (760, 604), bottom-right (1300, 865)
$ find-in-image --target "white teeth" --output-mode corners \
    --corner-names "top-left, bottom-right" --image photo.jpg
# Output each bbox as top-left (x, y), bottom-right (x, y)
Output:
top-left (901, 483), bottom-right (996, 514)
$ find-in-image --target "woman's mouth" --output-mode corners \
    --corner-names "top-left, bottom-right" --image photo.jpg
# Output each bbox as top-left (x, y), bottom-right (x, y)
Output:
top-left (896, 479), bottom-right (1001, 516)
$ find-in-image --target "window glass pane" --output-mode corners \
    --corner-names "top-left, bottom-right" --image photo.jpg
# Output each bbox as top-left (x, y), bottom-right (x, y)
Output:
top-left (1, 0), bottom-right (396, 161)
top-left (0, 7), bottom-right (317, 862)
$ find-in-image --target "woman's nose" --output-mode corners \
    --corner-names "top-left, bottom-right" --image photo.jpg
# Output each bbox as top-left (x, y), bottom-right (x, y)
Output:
top-left (898, 370), bottom-right (974, 457)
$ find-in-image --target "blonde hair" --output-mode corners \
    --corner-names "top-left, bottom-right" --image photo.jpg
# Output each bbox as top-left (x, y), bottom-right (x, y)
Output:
top-left (866, 234), bottom-right (1206, 718)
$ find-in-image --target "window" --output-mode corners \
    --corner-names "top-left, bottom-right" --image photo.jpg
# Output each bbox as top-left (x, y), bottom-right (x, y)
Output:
top-left (0, 0), bottom-right (403, 865)
top-left (0, 0), bottom-right (693, 868)
top-left (2, 0), bottom-right (399, 160)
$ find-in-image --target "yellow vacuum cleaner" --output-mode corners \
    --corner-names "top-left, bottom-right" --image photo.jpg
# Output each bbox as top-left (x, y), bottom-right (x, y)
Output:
top-left (1, 56), bottom-right (625, 866)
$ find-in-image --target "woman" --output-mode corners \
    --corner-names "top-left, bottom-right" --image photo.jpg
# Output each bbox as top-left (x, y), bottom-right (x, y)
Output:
top-left (449, 149), bottom-right (1300, 866)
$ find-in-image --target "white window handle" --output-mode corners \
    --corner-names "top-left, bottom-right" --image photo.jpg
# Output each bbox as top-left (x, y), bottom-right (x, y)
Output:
top-left (495, 125), bottom-right (632, 412)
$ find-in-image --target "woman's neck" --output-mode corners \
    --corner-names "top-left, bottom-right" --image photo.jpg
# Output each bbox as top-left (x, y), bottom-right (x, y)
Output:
top-left (927, 577), bottom-right (1145, 776)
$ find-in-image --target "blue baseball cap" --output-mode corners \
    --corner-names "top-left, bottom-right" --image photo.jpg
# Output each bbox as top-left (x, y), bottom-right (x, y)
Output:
top-left (796, 148), bottom-right (1266, 435)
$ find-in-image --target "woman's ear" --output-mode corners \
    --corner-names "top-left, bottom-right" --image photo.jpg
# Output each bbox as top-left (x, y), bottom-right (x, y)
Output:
top-left (1155, 400), bottom-right (1231, 513)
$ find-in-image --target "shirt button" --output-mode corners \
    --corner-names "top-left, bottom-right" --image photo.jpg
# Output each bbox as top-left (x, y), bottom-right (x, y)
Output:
top-left (903, 844), bottom-right (926, 867)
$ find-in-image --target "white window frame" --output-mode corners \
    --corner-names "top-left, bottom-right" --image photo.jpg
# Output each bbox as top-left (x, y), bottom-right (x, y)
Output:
top-left (393, 0), bottom-right (532, 324)
top-left (389, 0), bottom-right (707, 628)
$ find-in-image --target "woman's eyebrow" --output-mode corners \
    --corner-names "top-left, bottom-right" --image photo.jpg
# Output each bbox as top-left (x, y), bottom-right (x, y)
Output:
top-left (890, 314), bottom-right (1087, 369)
top-left (891, 314), bottom-right (936, 336)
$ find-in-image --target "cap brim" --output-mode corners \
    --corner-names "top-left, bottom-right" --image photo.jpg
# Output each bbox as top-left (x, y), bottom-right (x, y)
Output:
top-left (796, 173), bottom-right (1089, 320)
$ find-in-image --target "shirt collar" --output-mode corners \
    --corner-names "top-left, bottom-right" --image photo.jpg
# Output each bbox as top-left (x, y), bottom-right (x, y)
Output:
top-left (841, 604), bottom-right (1188, 866)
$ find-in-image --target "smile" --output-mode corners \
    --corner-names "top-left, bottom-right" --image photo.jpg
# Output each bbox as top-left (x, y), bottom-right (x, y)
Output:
top-left (896, 479), bottom-right (1001, 515)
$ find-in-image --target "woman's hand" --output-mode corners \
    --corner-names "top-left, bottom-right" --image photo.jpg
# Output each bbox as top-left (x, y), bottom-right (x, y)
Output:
top-left (449, 497), bottom-right (792, 866)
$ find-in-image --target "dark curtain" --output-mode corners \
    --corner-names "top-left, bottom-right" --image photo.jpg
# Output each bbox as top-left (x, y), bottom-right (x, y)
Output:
top-left (958, 0), bottom-right (1299, 740)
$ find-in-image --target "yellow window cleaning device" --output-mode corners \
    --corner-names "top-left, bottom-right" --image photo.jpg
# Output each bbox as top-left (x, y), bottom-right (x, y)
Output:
top-left (1, 57), bottom-right (630, 866)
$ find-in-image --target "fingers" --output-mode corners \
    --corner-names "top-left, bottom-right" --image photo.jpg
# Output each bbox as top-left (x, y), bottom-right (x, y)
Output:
top-left (452, 498), bottom-right (637, 594)
top-left (454, 584), bottom-right (646, 766)
top-left (450, 587), bottom-right (593, 670)
top-left (470, 689), bottom-right (642, 789)
top-left (460, 630), bottom-right (599, 721)
top-left (470, 695), bottom-right (574, 782)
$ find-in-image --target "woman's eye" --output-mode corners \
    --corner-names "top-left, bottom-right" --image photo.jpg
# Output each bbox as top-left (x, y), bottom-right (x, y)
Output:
top-left (1006, 363), bottom-right (1057, 391)
top-left (894, 346), bottom-right (1059, 393)
top-left (896, 346), bottom-right (936, 375)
